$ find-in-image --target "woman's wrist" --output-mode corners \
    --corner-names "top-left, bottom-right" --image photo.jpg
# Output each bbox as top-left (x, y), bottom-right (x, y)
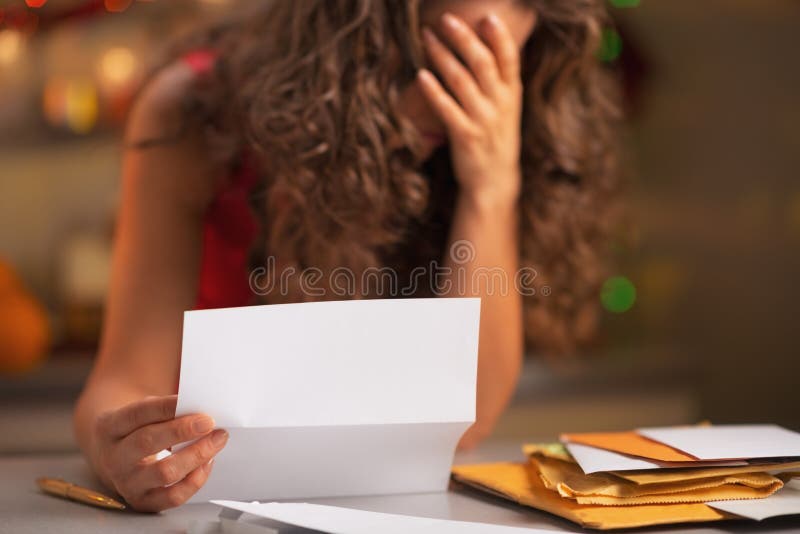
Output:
top-left (457, 179), bottom-right (520, 217)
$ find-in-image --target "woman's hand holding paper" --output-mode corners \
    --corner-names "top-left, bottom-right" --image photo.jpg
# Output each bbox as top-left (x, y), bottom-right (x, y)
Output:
top-left (90, 395), bottom-right (228, 512)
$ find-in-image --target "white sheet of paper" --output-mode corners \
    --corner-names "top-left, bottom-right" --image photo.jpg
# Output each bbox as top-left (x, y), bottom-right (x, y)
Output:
top-left (176, 298), bottom-right (480, 502)
top-left (637, 425), bottom-right (800, 460)
top-left (565, 443), bottom-right (747, 474)
top-left (212, 501), bottom-right (556, 534)
top-left (707, 479), bottom-right (800, 520)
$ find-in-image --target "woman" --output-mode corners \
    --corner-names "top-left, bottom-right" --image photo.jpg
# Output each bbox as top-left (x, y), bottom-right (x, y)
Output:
top-left (74, 0), bottom-right (620, 512)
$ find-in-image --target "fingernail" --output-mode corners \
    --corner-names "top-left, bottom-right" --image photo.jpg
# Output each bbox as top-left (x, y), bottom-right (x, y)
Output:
top-left (192, 416), bottom-right (214, 434)
top-left (442, 12), bottom-right (460, 29)
top-left (487, 13), bottom-right (501, 27)
top-left (211, 429), bottom-right (228, 447)
top-left (204, 458), bottom-right (214, 473)
top-left (417, 69), bottom-right (433, 82)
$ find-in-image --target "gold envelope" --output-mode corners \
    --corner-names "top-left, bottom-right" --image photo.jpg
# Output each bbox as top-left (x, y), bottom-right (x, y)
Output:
top-left (451, 462), bottom-right (734, 530)
top-left (532, 454), bottom-right (783, 506)
top-left (614, 462), bottom-right (800, 484)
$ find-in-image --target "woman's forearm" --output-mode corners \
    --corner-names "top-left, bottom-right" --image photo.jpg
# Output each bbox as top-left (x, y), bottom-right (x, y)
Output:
top-left (443, 188), bottom-right (524, 447)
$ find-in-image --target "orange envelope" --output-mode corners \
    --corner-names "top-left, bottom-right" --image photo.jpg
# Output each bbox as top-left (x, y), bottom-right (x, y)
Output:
top-left (560, 431), bottom-right (697, 462)
top-left (451, 462), bottom-right (734, 530)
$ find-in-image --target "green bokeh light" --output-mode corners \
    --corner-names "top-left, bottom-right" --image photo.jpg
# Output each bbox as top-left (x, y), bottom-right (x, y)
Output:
top-left (601, 276), bottom-right (637, 313)
top-left (597, 28), bottom-right (623, 63)
top-left (610, 0), bottom-right (641, 8)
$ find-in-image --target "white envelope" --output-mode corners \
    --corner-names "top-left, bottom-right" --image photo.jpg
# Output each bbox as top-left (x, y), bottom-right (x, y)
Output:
top-left (176, 298), bottom-right (481, 503)
top-left (707, 479), bottom-right (800, 521)
top-left (637, 425), bottom-right (800, 460)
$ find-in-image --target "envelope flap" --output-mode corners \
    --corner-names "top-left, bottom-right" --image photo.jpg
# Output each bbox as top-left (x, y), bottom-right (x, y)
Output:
top-left (560, 431), bottom-right (697, 462)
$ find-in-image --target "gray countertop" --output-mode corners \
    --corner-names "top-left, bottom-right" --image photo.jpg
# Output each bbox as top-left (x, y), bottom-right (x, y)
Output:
top-left (2, 442), bottom-right (799, 534)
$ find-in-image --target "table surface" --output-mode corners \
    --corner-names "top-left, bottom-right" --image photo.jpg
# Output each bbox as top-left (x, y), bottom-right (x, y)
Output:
top-left (2, 442), bottom-right (799, 534)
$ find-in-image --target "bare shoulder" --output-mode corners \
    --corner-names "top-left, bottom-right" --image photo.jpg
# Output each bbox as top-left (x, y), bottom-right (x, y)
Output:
top-left (122, 60), bottom-right (220, 210)
top-left (125, 60), bottom-right (200, 145)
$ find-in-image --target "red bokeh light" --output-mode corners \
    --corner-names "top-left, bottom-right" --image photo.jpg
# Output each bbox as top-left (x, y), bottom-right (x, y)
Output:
top-left (104, 0), bottom-right (133, 13)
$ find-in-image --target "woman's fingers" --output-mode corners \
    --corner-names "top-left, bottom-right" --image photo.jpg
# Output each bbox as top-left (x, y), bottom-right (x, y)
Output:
top-left (479, 13), bottom-right (522, 84)
top-left (422, 28), bottom-right (488, 116)
top-left (118, 414), bottom-right (216, 465)
top-left (417, 69), bottom-right (473, 138)
top-left (132, 459), bottom-right (215, 512)
top-left (94, 395), bottom-right (226, 511)
top-left (98, 395), bottom-right (178, 440)
top-left (438, 13), bottom-right (500, 94)
top-left (126, 429), bottom-right (228, 491)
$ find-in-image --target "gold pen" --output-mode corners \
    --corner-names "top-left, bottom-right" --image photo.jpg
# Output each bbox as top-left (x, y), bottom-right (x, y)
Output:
top-left (36, 477), bottom-right (126, 510)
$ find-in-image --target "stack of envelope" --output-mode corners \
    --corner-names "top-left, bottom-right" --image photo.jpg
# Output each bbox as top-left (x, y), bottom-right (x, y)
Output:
top-left (452, 424), bottom-right (800, 530)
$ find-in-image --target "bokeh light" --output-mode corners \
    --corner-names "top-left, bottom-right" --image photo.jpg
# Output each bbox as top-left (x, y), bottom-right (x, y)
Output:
top-left (597, 27), bottom-right (623, 63)
top-left (65, 79), bottom-right (99, 134)
top-left (42, 77), bottom-right (99, 134)
top-left (42, 77), bottom-right (68, 126)
top-left (105, 0), bottom-right (133, 13)
top-left (601, 276), bottom-right (637, 313)
top-left (610, 0), bottom-right (641, 7)
top-left (98, 46), bottom-right (138, 88)
top-left (0, 29), bottom-right (23, 66)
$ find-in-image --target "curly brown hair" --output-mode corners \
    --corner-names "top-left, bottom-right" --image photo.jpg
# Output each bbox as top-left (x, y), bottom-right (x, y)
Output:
top-left (159, 0), bottom-right (621, 356)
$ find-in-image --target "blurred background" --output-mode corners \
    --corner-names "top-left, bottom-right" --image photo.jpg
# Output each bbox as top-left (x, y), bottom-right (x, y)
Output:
top-left (0, 0), bottom-right (798, 454)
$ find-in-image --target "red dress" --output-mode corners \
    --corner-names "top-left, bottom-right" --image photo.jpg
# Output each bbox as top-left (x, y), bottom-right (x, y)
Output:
top-left (182, 51), bottom-right (259, 311)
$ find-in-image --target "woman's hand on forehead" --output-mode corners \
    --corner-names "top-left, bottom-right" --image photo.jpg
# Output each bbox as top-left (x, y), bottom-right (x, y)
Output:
top-left (420, 0), bottom-right (536, 50)
top-left (416, 10), bottom-right (525, 199)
